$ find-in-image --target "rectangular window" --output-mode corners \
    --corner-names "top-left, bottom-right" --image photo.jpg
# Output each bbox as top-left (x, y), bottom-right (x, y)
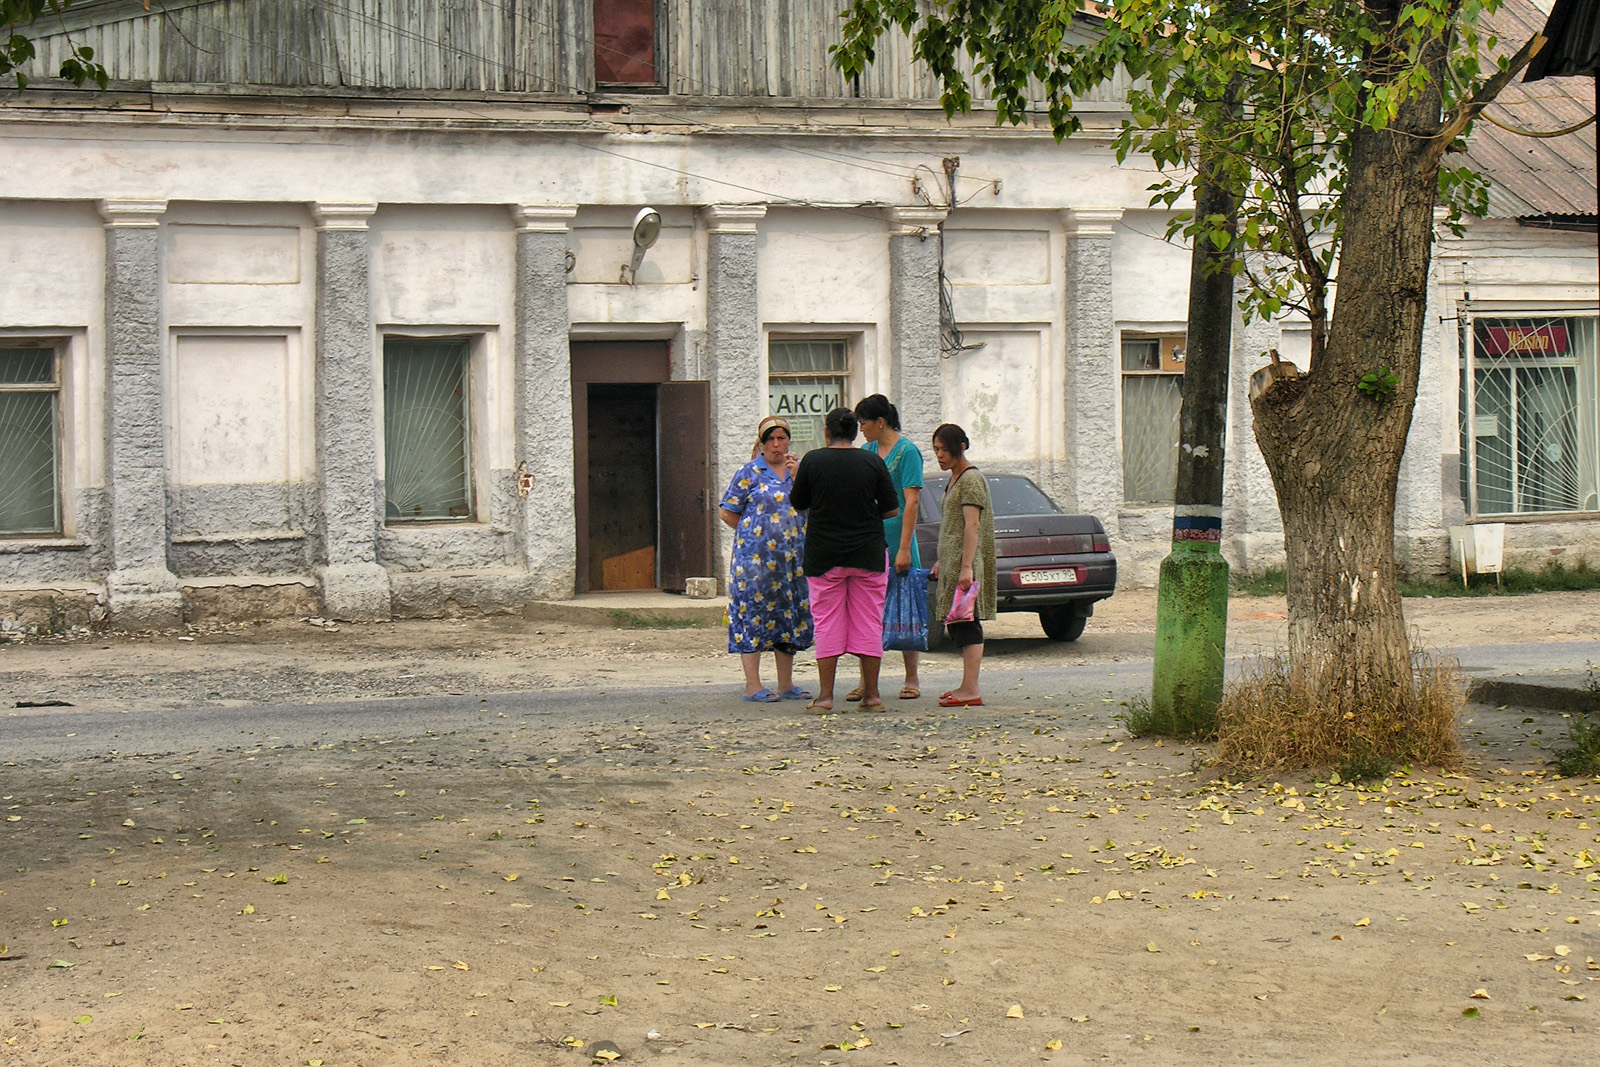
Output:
top-left (0, 345), bottom-right (61, 535)
top-left (1461, 315), bottom-right (1599, 516)
top-left (768, 339), bottom-right (849, 455)
top-left (594, 0), bottom-right (657, 85)
top-left (1120, 334), bottom-right (1186, 505)
top-left (383, 338), bottom-right (474, 522)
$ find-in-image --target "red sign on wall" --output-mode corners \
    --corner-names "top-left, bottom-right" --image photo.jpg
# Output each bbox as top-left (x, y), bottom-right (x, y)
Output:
top-left (1480, 323), bottom-right (1570, 356)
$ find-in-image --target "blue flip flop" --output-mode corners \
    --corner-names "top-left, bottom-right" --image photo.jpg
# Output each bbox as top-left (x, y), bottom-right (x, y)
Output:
top-left (778, 687), bottom-right (812, 700)
top-left (742, 688), bottom-right (780, 702)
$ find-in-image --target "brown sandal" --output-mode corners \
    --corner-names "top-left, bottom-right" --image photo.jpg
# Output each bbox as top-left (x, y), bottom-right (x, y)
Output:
top-left (843, 687), bottom-right (865, 702)
top-left (899, 686), bottom-right (921, 700)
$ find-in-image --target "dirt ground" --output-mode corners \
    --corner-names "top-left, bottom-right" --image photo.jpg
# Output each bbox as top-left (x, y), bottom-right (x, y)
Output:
top-left (2, 591), bottom-right (1599, 1066)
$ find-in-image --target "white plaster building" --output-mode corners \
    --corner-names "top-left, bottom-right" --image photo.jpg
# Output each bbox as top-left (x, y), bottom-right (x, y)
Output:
top-left (0, 0), bottom-right (1594, 628)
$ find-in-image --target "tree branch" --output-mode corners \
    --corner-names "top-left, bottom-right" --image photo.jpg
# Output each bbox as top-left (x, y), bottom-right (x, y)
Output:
top-left (1431, 32), bottom-right (1547, 159)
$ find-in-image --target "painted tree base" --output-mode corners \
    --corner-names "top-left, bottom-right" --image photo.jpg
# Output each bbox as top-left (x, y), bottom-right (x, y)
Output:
top-left (1150, 541), bottom-right (1231, 735)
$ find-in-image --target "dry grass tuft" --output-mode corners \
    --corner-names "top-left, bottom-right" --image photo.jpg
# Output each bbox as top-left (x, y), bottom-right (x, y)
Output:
top-left (1214, 648), bottom-right (1463, 777)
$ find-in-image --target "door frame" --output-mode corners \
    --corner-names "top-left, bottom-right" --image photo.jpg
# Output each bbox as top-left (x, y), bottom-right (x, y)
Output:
top-left (571, 341), bottom-right (671, 593)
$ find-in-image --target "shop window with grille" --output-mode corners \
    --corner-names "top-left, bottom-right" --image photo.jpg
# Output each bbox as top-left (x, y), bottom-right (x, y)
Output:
top-left (1121, 334), bottom-right (1186, 506)
top-left (594, 0), bottom-right (658, 86)
top-left (1460, 315), bottom-right (1599, 516)
top-left (383, 338), bottom-right (475, 522)
top-left (768, 339), bottom-right (850, 455)
top-left (0, 345), bottom-right (61, 535)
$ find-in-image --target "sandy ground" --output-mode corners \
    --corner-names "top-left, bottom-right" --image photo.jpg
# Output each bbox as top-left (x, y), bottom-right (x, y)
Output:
top-left (2, 590), bottom-right (1599, 1066)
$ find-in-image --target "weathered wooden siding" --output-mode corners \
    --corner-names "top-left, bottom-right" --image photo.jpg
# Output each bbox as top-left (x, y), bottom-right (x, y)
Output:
top-left (24, 0), bottom-right (1128, 103)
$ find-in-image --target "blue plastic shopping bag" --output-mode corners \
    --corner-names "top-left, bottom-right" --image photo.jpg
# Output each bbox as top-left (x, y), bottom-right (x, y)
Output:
top-left (883, 566), bottom-right (931, 652)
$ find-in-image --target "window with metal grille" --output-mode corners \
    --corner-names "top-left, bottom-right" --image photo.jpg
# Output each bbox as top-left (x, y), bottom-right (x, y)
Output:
top-left (382, 338), bottom-right (474, 522)
top-left (594, 0), bottom-right (658, 86)
top-left (1460, 315), bottom-right (1599, 516)
top-left (0, 345), bottom-right (61, 535)
top-left (768, 339), bottom-right (850, 455)
top-left (1120, 334), bottom-right (1186, 506)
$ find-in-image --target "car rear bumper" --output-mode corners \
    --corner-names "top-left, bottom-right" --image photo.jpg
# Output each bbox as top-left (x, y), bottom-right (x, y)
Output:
top-left (995, 553), bottom-right (1117, 612)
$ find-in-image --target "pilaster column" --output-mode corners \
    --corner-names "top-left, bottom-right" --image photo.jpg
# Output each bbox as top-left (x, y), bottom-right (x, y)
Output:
top-left (1062, 208), bottom-right (1123, 535)
top-left (704, 204), bottom-right (767, 579)
top-left (1224, 311), bottom-right (1285, 572)
top-left (1396, 210), bottom-right (1453, 576)
top-left (512, 204), bottom-right (579, 599)
top-left (312, 202), bottom-right (390, 620)
top-left (887, 206), bottom-right (947, 440)
top-left (98, 198), bottom-right (183, 628)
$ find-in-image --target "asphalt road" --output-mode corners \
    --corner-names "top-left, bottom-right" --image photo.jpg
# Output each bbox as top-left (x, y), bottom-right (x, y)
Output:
top-left (4, 640), bottom-right (1594, 766)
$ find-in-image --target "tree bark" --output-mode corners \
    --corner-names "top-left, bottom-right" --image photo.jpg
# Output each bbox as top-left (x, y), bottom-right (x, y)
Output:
top-left (1249, 40), bottom-right (1447, 716)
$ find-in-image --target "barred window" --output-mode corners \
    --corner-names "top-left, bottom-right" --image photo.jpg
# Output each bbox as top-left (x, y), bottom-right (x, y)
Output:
top-left (768, 339), bottom-right (849, 455)
top-left (383, 338), bottom-right (474, 522)
top-left (1460, 316), bottom-right (1599, 516)
top-left (1121, 334), bottom-right (1186, 506)
top-left (0, 345), bottom-right (61, 535)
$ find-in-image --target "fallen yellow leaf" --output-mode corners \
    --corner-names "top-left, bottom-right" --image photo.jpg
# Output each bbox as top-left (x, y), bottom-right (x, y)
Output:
top-left (1006, 1004), bottom-right (1025, 1019)
top-left (1045, 1039), bottom-right (1063, 1050)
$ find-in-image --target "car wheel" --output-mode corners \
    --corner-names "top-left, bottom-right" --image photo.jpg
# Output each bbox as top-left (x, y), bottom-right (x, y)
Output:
top-left (1039, 605), bottom-right (1087, 642)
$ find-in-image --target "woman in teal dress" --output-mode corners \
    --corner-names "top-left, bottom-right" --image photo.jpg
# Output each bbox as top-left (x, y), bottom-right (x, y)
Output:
top-left (851, 394), bottom-right (924, 700)
top-left (718, 415), bottom-right (814, 702)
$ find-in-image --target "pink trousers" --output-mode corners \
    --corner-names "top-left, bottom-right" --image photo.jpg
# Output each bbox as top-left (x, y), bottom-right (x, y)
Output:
top-left (806, 566), bottom-right (889, 659)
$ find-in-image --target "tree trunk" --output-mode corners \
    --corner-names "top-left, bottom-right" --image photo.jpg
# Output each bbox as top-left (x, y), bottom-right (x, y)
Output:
top-left (1250, 50), bottom-right (1446, 717)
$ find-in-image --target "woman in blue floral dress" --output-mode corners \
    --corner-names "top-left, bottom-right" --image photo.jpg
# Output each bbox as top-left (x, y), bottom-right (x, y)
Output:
top-left (718, 415), bottom-right (815, 701)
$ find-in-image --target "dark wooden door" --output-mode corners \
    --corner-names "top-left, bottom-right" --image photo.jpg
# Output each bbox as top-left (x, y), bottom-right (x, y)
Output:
top-left (656, 381), bottom-right (712, 592)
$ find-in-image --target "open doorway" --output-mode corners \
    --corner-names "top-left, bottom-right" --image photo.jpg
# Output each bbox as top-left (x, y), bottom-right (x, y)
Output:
top-left (571, 341), bottom-right (712, 593)
top-left (585, 383), bottom-right (657, 589)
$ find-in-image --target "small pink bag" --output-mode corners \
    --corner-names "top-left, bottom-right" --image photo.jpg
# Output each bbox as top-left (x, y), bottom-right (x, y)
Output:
top-left (944, 580), bottom-right (979, 624)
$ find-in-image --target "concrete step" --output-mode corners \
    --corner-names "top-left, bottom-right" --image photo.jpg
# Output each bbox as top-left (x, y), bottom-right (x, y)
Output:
top-left (526, 591), bottom-right (725, 628)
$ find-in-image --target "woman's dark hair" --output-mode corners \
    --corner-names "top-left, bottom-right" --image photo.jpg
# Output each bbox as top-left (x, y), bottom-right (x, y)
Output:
top-left (759, 424), bottom-right (790, 444)
top-left (932, 423), bottom-right (969, 456)
top-left (824, 407), bottom-right (859, 443)
top-left (854, 393), bottom-right (900, 430)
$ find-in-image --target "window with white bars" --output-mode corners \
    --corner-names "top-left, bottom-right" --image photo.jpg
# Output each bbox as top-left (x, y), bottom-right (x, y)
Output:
top-left (0, 345), bottom-right (61, 535)
top-left (1460, 315), bottom-right (1599, 517)
top-left (383, 338), bottom-right (475, 522)
top-left (1121, 334), bottom-right (1186, 506)
top-left (768, 339), bottom-right (850, 455)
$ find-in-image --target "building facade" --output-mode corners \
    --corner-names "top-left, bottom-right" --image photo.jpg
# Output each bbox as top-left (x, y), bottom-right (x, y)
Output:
top-left (0, 0), bottom-right (1595, 628)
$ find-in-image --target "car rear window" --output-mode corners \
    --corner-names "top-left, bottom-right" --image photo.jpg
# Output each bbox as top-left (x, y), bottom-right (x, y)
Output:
top-left (987, 476), bottom-right (1062, 516)
top-left (920, 474), bottom-right (1063, 519)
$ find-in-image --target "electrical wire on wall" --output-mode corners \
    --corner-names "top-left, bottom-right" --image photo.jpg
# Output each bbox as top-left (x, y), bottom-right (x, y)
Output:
top-left (933, 157), bottom-right (987, 360)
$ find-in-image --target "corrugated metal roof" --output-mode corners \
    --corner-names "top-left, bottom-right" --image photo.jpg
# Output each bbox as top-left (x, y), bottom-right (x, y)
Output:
top-left (1465, 0), bottom-right (1597, 218)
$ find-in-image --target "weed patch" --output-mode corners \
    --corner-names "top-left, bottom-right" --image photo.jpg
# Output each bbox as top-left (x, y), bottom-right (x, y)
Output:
top-left (1230, 558), bottom-right (1600, 600)
top-left (1552, 664), bottom-right (1600, 778)
top-left (607, 609), bottom-right (716, 630)
top-left (1215, 648), bottom-right (1463, 773)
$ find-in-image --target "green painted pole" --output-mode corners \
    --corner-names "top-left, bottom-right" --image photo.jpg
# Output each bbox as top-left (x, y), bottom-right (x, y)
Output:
top-left (1149, 140), bottom-right (1237, 735)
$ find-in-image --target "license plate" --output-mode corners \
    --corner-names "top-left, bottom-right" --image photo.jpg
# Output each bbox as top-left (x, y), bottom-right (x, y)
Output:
top-left (1019, 568), bottom-right (1078, 586)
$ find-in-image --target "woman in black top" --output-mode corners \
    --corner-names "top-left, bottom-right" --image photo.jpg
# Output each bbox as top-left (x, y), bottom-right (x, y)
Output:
top-left (789, 408), bottom-right (900, 711)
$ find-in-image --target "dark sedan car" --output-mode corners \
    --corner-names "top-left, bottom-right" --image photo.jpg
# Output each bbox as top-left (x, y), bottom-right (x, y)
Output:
top-left (913, 473), bottom-right (1117, 642)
